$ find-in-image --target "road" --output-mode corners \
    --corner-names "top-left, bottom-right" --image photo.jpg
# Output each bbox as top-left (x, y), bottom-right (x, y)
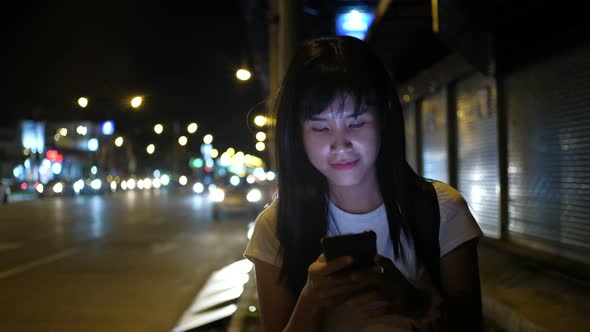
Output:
top-left (0, 189), bottom-right (252, 332)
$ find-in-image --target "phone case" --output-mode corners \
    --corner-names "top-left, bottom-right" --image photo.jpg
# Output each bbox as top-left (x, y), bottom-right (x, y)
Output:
top-left (321, 230), bottom-right (377, 269)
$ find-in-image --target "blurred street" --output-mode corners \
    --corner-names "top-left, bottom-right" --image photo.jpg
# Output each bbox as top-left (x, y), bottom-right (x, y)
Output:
top-left (0, 190), bottom-right (251, 332)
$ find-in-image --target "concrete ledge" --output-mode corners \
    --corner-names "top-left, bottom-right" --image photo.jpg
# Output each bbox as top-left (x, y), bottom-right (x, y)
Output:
top-left (228, 244), bottom-right (590, 332)
top-left (479, 243), bottom-right (590, 332)
top-left (483, 296), bottom-right (544, 332)
top-left (227, 268), bottom-right (258, 332)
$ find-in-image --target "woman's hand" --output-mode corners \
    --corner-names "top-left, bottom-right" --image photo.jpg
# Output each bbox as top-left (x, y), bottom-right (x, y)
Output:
top-left (343, 255), bottom-right (430, 318)
top-left (301, 254), bottom-right (366, 309)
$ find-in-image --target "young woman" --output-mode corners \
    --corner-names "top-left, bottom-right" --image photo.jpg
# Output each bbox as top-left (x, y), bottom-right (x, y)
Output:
top-left (244, 36), bottom-right (483, 331)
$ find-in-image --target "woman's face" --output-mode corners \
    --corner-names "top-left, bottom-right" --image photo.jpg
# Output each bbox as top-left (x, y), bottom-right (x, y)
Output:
top-left (302, 95), bottom-right (381, 189)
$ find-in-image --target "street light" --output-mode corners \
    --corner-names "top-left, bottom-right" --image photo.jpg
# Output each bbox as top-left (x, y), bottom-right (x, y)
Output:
top-left (211, 149), bottom-right (219, 158)
top-left (154, 124), bottom-right (164, 134)
top-left (76, 125), bottom-right (87, 136)
top-left (187, 122), bottom-right (198, 134)
top-left (130, 96), bottom-right (143, 109)
top-left (203, 134), bottom-right (213, 144)
top-left (178, 136), bottom-right (188, 146)
top-left (88, 138), bottom-right (99, 151)
top-left (254, 115), bottom-right (267, 127)
top-left (256, 142), bottom-right (266, 152)
top-left (78, 97), bottom-right (89, 108)
top-left (115, 136), bottom-right (124, 147)
top-left (236, 69), bottom-right (251, 81)
top-left (255, 132), bottom-right (266, 141)
top-left (146, 144), bottom-right (155, 154)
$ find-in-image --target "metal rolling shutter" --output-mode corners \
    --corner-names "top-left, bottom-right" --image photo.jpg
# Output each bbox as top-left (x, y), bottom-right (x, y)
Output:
top-left (404, 102), bottom-right (418, 172)
top-left (420, 90), bottom-right (449, 183)
top-left (455, 74), bottom-right (501, 238)
top-left (506, 45), bottom-right (590, 263)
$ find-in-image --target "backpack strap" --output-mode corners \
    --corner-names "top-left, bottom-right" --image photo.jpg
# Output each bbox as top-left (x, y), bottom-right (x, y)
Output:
top-left (411, 179), bottom-right (442, 291)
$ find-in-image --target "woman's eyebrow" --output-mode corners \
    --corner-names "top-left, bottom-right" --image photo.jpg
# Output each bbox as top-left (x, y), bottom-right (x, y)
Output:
top-left (309, 115), bottom-right (328, 121)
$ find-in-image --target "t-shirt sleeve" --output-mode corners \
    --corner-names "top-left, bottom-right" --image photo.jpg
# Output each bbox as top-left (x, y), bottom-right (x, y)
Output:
top-left (434, 181), bottom-right (484, 257)
top-left (243, 199), bottom-right (282, 267)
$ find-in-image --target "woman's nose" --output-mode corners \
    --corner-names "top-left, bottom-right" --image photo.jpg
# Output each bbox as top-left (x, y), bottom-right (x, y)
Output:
top-left (330, 131), bottom-right (353, 152)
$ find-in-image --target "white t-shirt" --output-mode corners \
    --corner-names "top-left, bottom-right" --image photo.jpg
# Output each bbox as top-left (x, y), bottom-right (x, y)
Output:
top-left (244, 181), bottom-right (483, 331)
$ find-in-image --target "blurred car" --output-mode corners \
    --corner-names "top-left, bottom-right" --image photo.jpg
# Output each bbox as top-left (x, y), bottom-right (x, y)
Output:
top-left (77, 178), bottom-right (108, 195)
top-left (38, 178), bottom-right (109, 197)
top-left (211, 182), bottom-right (273, 220)
top-left (93, 178), bottom-right (109, 194)
top-left (0, 179), bottom-right (11, 204)
top-left (38, 179), bottom-right (75, 198)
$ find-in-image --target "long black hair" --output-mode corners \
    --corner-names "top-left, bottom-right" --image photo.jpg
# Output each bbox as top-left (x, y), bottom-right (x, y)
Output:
top-left (273, 36), bottom-right (421, 298)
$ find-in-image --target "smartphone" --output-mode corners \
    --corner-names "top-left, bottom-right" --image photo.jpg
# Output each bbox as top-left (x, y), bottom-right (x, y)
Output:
top-left (321, 230), bottom-right (377, 270)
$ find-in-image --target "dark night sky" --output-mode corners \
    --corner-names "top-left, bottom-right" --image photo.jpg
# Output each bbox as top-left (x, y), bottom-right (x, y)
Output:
top-left (2, 1), bottom-right (266, 155)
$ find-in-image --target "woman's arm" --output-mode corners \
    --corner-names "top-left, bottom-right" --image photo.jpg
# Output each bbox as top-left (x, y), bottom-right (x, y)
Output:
top-left (253, 258), bottom-right (325, 332)
top-left (439, 238), bottom-right (483, 331)
top-left (253, 258), bottom-right (298, 332)
top-left (253, 254), bottom-right (356, 332)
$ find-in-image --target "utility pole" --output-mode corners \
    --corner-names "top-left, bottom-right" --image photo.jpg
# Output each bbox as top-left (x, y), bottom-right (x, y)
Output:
top-left (267, 0), bottom-right (302, 172)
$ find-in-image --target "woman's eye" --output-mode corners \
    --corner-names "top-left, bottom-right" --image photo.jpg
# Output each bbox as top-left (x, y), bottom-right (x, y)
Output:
top-left (349, 122), bottom-right (366, 128)
top-left (312, 127), bottom-right (328, 133)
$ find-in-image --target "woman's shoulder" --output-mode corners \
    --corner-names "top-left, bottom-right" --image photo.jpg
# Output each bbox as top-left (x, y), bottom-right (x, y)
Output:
top-left (245, 197), bottom-right (283, 266)
top-left (431, 180), bottom-right (467, 206)
top-left (255, 197), bottom-right (279, 229)
top-left (429, 181), bottom-right (483, 256)
top-left (429, 180), bottom-right (474, 219)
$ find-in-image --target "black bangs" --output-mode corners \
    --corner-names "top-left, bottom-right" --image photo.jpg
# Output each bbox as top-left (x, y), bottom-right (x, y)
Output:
top-left (298, 66), bottom-right (383, 121)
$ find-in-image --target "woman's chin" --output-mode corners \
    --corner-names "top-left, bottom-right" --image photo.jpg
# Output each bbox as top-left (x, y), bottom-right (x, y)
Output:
top-left (325, 176), bottom-right (363, 188)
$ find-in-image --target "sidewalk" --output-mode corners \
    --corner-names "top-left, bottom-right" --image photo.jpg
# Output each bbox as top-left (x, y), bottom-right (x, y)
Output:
top-left (479, 241), bottom-right (590, 332)
top-left (228, 241), bottom-right (590, 332)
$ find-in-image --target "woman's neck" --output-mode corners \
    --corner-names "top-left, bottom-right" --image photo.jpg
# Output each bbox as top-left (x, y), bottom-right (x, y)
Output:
top-left (328, 178), bottom-right (383, 214)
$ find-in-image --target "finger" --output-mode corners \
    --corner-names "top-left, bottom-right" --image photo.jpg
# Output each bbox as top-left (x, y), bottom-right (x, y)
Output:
top-left (373, 255), bottom-right (394, 270)
top-left (321, 282), bottom-right (359, 302)
top-left (350, 265), bottom-right (385, 282)
top-left (345, 289), bottom-right (378, 306)
top-left (320, 281), bottom-right (377, 307)
top-left (321, 278), bottom-right (373, 298)
top-left (307, 260), bottom-right (327, 276)
top-left (363, 302), bottom-right (392, 319)
top-left (352, 264), bottom-right (385, 277)
top-left (312, 271), bottom-right (358, 291)
top-left (321, 256), bottom-right (354, 275)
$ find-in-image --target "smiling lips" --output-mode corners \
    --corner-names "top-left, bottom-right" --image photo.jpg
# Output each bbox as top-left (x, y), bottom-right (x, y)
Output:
top-left (330, 160), bottom-right (359, 170)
